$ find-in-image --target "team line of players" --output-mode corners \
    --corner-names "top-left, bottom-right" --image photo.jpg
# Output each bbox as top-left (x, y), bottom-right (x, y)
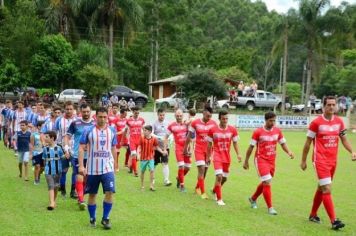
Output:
top-left (1, 96), bottom-right (355, 230)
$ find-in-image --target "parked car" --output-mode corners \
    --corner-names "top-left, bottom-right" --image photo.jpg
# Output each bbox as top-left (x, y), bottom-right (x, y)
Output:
top-left (155, 92), bottom-right (187, 109)
top-left (216, 90), bottom-right (282, 111)
top-left (0, 87), bottom-right (38, 103)
top-left (55, 89), bottom-right (85, 103)
top-left (108, 85), bottom-right (148, 108)
top-left (292, 99), bottom-right (322, 113)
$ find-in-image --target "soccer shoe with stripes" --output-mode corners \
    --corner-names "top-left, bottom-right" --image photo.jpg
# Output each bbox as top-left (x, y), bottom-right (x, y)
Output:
top-left (216, 200), bottom-right (226, 206)
top-left (101, 219), bottom-right (112, 230)
top-left (308, 215), bottom-right (321, 224)
top-left (89, 219), bottom-right (96, 228)
top-left (201, 193), bottom-right (208, 200)
top-left (331, 219), bottom-right (345, 230)
top-left (248, 197), bottom-right (258, 209)
top-left (268, 207), bottom-right (278, 215)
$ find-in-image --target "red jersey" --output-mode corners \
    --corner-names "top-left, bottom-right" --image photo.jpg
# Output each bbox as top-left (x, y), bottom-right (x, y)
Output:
top-left (189, 119), bottom-right (217, 152)
top-left (126, 117), bottom-right (145, 141)
top-left (250, 127), bottom-right (285, 161)
top-left (167, 122), bottom-right (188, 147)
top-left (139, 136), bottom-right (158, 161)
top-left (207, 125), bottom-right (239, 163)
top-left (108, 113), bottom-right (119, 126)
top-left (114, 117), bottom-right (128, 143)
top-left (307, 115), bottom-right (345, 164)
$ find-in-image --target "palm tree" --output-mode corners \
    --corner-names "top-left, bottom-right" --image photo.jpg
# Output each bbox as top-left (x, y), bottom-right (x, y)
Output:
top-left (84, 0), bottom-right (143, 70)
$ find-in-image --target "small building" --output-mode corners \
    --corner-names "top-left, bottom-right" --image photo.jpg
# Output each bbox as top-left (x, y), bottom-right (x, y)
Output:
top-left (148, 75), bottom-right (185, 99)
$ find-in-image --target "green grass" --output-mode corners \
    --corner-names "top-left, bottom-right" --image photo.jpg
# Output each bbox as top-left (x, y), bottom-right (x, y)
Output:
top-left (1, 131), bottom-right (356, 235)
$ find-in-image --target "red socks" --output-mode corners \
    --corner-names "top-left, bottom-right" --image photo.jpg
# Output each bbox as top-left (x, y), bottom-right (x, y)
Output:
top-left (184, 168), bottom-right (189, 176)
top-left (76, 180), bottom-right (84, 202)
top-left (214, 184), bottom-right (222, 200)
top-left (178, 168), bottom-right (185, 186)
top-left (252, 183), bottom-right (263, 201)
top-left (262, 184), bottom-right (272, 208)
top-left (322, 192), bottom-right (336, 223)
top-left (132, 158), bottom-right (137, 174)
top-left (198, 177), bottom-right (205, 194)
top-left (310, 189), bottom-right (323, 217)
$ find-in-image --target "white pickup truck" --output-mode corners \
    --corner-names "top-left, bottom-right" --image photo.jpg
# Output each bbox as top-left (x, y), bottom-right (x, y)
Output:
top-left (216, 90), bottom-right (282, 111)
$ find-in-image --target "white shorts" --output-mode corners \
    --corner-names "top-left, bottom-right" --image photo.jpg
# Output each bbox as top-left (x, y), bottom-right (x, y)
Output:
top-left (18, 151), bottom-right (30, 163)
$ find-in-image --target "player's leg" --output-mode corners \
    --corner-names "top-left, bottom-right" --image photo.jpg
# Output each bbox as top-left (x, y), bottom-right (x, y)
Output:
top-left (149, 160), bottom-right (155, 191)
top-left (101, 172), bottom-right (115, 230)
top-left (140, 160), bottom-right (147, 189)
top-left (69, 157), bottom-right (77, 199)
top-left (162, 149), bottom-right (171, 186)
top-left (59, 158), bottom-right (69, 197)
top-left (23, 152), bottom-right (29, 181)
top-left (18, 152), bottom-right (24, 178)
top-left (213, 161), bottom-right (225, 205)
top-left (45, 175), bottom-right (55, 210)
top-left (195, 150), bottom-right (206, 196)
top-left (124, 146), bottom-right (130, 168)
top-left (309, 185), bottom-right (323, 223)
top-left (86, 175), bottom-right (100, 227)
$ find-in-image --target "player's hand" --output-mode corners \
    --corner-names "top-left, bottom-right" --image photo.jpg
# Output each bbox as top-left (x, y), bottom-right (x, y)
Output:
top-left (65, 151), bottom-right (70, 159)
top-left (300, 161), bottom-right (307, 171)
top-left (243, 161), bottom-right (249, 170)
top-left (237, 155), bottom-right (242, 163)
top-left (352, 152), bottom-right (356, 161)
top-left (79, 166), bottom-right (86, 176)
top-left (288, 151), bottom-right (295, 159)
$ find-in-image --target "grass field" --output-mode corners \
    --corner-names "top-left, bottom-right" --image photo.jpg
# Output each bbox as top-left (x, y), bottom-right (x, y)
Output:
top-left (1, 131), bottom-right (356, 235)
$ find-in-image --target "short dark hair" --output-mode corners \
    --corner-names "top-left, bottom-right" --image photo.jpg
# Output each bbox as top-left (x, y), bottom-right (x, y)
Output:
top-left (96, 106), bottom-right (108, 115)
top-left (45, 131), bottom-right (57, 140)
top-left (132, 106), bottom-right (140, 111)
top-left (53, 106), bottom-right (61, 112)
top-left (64, 101), bottom-right (74, 107)
top-left (120, 108), bottom-right (127, 114)
top-left (189, 108), bottom-right (196, 116)
top-left (218, 109), bottom-right (229, 119)
top-left (143, 125), bottom-right (152, 132)
top-left (20, 120), bottom-right (28, 125)
top-left (80, 103), bottom-right (90, 110)
top-left (37, 120), bottom-right (45, 128)
top-left (204, 106), bottom-right (213, 114)
top-left (265, 111), bottom-right (276, 121)
top-left (17, 101), bottom-right (24, 105)
top-left (323, 96), bottom-right (336, 106)
top-left (157, 108), bottom-right (165, 114)
top-left (112, 103), bottom-right (119, 108)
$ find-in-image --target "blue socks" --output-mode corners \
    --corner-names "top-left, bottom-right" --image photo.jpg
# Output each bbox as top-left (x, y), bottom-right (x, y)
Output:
top-left (88, 204), bottom-right (96, 220)
top-left (103, 202), bottom-right (113, 220)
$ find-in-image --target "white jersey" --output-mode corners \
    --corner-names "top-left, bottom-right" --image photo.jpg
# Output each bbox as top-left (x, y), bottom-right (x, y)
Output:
top-left (13, 110), bottom-right (27, 132)
top-left (54, 115), bottom-right (76, 145)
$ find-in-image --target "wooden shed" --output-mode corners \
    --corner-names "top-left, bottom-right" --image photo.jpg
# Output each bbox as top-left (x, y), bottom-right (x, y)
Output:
top-left (148, 75), bottom-right (185, 99)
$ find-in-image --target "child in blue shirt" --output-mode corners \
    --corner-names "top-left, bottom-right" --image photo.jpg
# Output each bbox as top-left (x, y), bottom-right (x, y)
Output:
top-left (42, 131), bottom-right (65, 210)
top-left (12, 120), bottom-right (31, 181)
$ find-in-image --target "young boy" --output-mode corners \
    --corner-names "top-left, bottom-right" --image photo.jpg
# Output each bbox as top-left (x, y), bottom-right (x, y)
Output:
top-left (30, 121), bottom-right (45, 185)
top-left (12, 120), bottom-right (31, 181)
top-left (139, 125), bottom-right (166, 191)
top-left (42, 131), bottom-right (65, 210)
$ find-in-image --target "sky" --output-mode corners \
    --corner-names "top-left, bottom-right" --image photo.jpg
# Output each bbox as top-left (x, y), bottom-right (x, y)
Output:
top-left (257, 0), bottom-right (356, 13)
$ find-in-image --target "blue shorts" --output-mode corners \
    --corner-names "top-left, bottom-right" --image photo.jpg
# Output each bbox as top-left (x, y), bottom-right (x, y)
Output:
top-left (71, 158), bottom-right (87, 175)
top-left (85, 172), bottom-right (115, 194)
top-left (140, 159), bottom-right (155, 172)
top-left (32, 153), bottom-right (44, 167)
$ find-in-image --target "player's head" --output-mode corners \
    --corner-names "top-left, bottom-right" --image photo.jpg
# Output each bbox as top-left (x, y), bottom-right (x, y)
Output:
top-left (203, 106), bottom-right (213, 121)
top-left (323, 96), bottom-right (336, 115)
top-left (132, 106), bottom-right (140, 118)
top-left (31, 103), bottom-right (37, 112)
top-left (143, 125), bottom-right (153, 137)
top-left (157, 108), bottom-right (165, 121)
top-left (218, 109), bottom-right (229, 126)
top-left (64, 101), bottom-right (74, 116)
top-left (264, 111), bottom-right (276, 129)
top-left (36, 120), bottom-right (45, 130)
top-left (96, 107), bottom-right (108, 127)
top-left (120, 108), bottom-right (127, 117)
top-left (112, 103), bottom-right (119, 114)
top-left (80, 104), bottom-right (91, 120)
top-left (19, 120), bottom-right (28, 131)
top-left (37, 102), bottom-right (45, 113)
top-left (17, 101), bottom-right (24, 109)
top-left (44, 131), bottom-right (57, 144)
top-left (52, 107), bottom-right (62, 118)
top-left (175, 109), bottom-right (183, 123)
top-left (5, 100), bottom-right (12, 108)
top-left (188, 108), bottom-right (196, 118)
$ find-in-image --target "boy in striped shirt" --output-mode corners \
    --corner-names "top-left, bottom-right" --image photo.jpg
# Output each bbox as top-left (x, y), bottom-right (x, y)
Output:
top-left (139, 125), bottom-right (167, 191)
top-left (42, 131), bottom-right (65, 210)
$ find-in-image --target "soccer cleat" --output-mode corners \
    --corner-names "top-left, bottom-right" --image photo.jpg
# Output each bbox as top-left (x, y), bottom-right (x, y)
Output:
top-left (101, 219), bottom-right (112, 230)
top-left (268, 207), bottom-right (278, 215)
top-left (79, 202), bottom-right (87, 211)
top-left (34, 180), bottom-right (40, 185)
top-left (211, 189), bottom-right (217, 201)
top-left (150, 187), bottom-right (156, 192)
top-left (179, 186), bottom-right (187, 193)
top-left (201, 193), bottom-right (208, 200)
top-left (216, 200), bottom-right (226, 206)
top-left (134, 173), bottom-right (139, 177)
top-left (309, 215), bottom-right (321, 224)
top-left (89, 219), bottom-right (96, 228)
top-left (331, 219), bottom-right (345, 230)
top-left (128, 169), bottom-right (133, 174)
top-left (195, 188), bottom-right (201, 195)
top-left (164, 181), bottom-right (172, 187)
top-left (249, 197), bottom-right (258, 209)
top-left (70, 191), bottom-right (78, 199)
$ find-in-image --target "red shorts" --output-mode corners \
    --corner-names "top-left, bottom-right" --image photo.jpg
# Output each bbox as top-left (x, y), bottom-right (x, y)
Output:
top-left (313, 162), bottom-right (336, 186)
top-left (117, 135), bottom-right (129, 149)
top-left (195, 149), bottom-right (209, 166)
top-left (254, 158), bottom-right (275, 181)
top-left (175, 145), bottom-right (191, 167)
top-left (129, 138), bottom-right (140, 155)
top-left (213, 161), bottom-right (230, 177)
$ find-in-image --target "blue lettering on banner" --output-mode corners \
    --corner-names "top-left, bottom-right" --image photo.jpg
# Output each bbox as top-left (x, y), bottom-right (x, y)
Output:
top-left (236, 115), bottom-right (309, 129)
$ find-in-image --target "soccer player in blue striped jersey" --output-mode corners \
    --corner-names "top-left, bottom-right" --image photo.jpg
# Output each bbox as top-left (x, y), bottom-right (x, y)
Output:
top-left (79, 107), bottom-right (117, 229)
top-left (41, 107), bottom-right (62, 134)
top-left (65, 104), bottom-right (95, 210)
top-left (30, 121), bottom-right (45, 185)
top-left (42, 131), bottom-right (65, 210)
top-left (54, 101), bottom-right (76, 198)
top-left (31, 102), bottom-right (49, 126)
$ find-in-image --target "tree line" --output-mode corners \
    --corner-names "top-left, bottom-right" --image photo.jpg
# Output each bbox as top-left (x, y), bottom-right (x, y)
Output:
top-left (0, 0), bottom-right (355, 103)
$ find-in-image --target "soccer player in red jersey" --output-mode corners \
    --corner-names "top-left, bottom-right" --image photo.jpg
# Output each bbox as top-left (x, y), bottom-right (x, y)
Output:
top-left (207, 110), bottom-right (242, 206)
top-left (243, 112), bottom-right (294, 215)
top-left (184, 106), bottom-right (216, 199)
top-left (166, 109), bottom-right (191, 192)
top-left (301, 96), bottom-right (356, 230)
top-left (124, 106), bottom-right (145, 177)
top-left (108, 103), bottom-right (119, 127)
top-left (113, 108), bottom-right (130, 172)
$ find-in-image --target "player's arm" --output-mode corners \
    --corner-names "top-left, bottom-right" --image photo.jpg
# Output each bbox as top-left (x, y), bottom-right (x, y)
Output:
top-left (112, 145), bottom-right (118, 170)
top-left (206, 141), bottom-right (213, 162)
top-left (183, 131), bottom-right (193, 155)
top-left (232, 141), bottom-right (242, 163)
top-left (280, 143), bottom-right (294, 159)
top-left (78, 144), bottom-right (86, 175)
top-left (29, 135), bottom-right (34, 160)
top-left (340, 131), bottom-right (356, 161)
top-left (243, 145), bottom-right (254, 170)
top-left (63, 134), bottom-right (72, 159)
top-left (301, 137), bottom-right (313, 170)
